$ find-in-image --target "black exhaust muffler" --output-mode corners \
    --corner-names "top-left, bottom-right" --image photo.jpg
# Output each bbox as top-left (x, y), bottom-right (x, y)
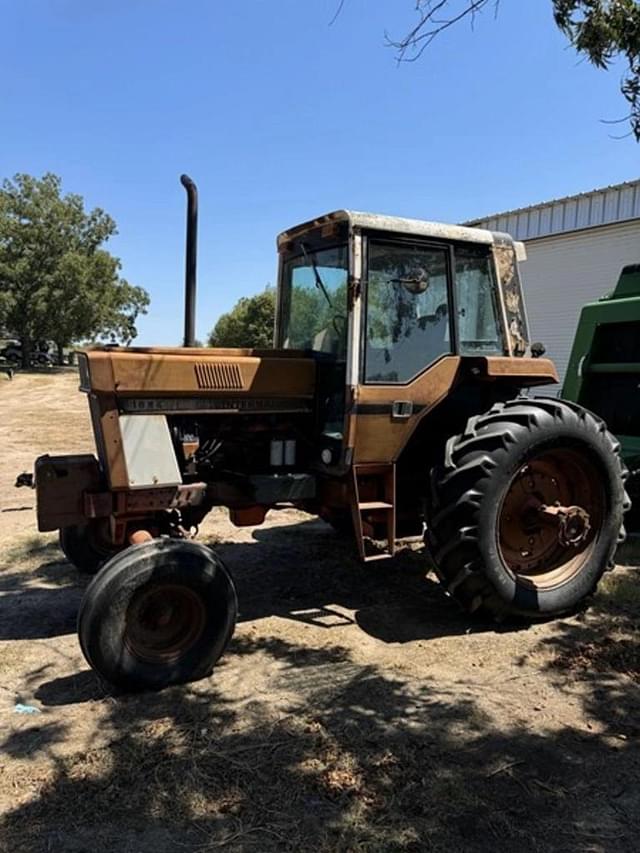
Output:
top-left (180, 174), bottom-right (198, 347)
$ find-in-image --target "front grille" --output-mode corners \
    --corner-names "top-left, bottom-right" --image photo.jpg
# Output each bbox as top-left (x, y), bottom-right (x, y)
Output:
top-left (194, 362), bottom-right (243, 390)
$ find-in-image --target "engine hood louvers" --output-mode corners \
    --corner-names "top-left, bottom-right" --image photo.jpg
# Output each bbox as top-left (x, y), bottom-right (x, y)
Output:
top-left (194, 362), bottom-right (244, 390)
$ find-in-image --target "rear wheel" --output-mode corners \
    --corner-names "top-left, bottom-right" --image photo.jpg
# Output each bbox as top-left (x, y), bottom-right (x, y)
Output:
top-left (78, 539), bottom-right (237, 691)
top-left (59, 522), bottom-right (119, 575)
top-left (428, 398), bottom-right (629, 618)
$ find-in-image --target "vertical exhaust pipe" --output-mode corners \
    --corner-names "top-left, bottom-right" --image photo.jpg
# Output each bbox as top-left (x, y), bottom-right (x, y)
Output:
top-left (180, 174), bottom-right (198, 347)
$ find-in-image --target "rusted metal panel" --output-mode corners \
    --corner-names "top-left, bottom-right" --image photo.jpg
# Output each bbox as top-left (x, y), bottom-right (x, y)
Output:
top-left (492, 237), bottom-right (529, 356)
top-left (83, 350), bottom-right (315, 398)
top-left (482, 356), bottom-right (558, 384)
top-left (35, 454), bottom-right (101, 531)
top-left (277, 210), bottom-right (494, 250)
top-left (113, 483), bottom-right (207, 515)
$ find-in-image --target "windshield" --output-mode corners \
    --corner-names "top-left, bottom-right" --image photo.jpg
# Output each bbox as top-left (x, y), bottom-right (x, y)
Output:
top-left (280, 244), bottom-right (348, 357)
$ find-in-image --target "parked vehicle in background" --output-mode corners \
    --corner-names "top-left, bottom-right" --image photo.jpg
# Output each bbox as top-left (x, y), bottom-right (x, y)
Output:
top-left (563, 264), bottom-right (640, 529)
top-left (0, 340), bottom-right (53, 367)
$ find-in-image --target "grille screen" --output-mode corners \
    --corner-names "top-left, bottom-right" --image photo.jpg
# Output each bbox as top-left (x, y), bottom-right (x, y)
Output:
top-left (194, 362), bottom-right (243, 390)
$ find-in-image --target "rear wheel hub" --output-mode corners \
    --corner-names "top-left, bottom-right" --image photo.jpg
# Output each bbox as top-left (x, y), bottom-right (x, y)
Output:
top-left (499, 450), bottom-right (603, 590)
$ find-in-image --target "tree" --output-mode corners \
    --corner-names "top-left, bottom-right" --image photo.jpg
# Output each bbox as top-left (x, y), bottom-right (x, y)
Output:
top-left (0, 173), bottom-right (149, 366)
top-left (208, 289), bottom-right (276, 348)
top-left (388, 1), bottom-right (640, 140)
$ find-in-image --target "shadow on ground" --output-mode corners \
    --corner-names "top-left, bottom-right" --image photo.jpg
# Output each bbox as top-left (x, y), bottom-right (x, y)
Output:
top-left (214, 518), bottom-right (513, 644)
top-left (3, 520), bottom-right (640, 851)
top-left (0, 539), bottom-right (89, 640)
top-left (3, 626), bottom-right (640, 852)
top-left (1, 519), bottom-right (503, 644)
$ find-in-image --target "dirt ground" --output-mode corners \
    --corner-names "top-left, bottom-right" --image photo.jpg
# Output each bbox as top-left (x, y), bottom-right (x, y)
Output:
top-left (1, 371), bottom-right (640, 852)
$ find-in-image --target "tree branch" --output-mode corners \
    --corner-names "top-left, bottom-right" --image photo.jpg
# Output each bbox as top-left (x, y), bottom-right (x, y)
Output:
top-left (387, 0), bottom-right (499, 61)
top-left (328, 0), bottom-right (346, 27)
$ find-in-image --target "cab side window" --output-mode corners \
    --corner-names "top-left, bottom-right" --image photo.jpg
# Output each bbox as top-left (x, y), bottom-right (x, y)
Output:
top-left (454, 245), bottom-right (504, 355)
top-left (364, 241), bottom-right (451, 383)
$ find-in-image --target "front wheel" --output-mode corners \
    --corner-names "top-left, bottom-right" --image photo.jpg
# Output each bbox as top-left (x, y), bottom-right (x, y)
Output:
top-left (428, 398), bottom-right (629, 619)
top-left (59, 522), bottom-right (120, 575)
top-left (78, 539), bottom-right (238, 691)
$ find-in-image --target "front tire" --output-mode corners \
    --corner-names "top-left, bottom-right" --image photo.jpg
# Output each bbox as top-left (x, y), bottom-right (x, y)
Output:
top-left (59, 522), bottom-right (120, 575)
top-left (78, 539), bottom-right (237, 691)
top-left (428, 398), bottom-right (629, 619)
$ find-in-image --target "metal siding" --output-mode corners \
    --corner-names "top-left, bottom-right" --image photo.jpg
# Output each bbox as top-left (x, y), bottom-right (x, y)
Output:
top-left (604, 190), bottom-right (618, 221)
top-left (576, 197), bottom-right (591, 229)
top-left (520, 220), bottom-right (640, 387)
top-left (529, 208), bottom-right (540, 236)
top-left (619, 186), bottom-right (634, 219)
top-left (467, 179), bottom-right (640, 241)
top-left (564, 200), bottom-right (577, 231)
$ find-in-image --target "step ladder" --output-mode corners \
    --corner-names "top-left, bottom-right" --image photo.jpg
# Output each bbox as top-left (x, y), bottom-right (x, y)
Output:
top-left (351, 463), bottom-right (396, 562)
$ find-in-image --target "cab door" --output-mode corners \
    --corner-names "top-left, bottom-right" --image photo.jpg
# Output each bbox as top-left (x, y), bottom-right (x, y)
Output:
top-left (349, 235), bottom-right (461, 464)
top-left (350, 235), bottom-right (508, 464)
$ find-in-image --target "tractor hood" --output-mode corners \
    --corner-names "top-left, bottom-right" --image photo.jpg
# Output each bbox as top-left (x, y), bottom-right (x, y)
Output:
top-left (78, 346), bottom-right (316, 415)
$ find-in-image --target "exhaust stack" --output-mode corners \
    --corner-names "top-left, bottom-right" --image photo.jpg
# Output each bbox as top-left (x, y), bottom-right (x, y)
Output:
top-left (180, 174), bottom-right (198, 347)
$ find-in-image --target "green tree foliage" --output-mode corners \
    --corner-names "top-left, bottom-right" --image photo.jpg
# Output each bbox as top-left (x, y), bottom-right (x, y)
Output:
top-left (286, 286), bottom-right (330, 347)
top-left (390, 1), bottom-right (640, 140)
top-left (0, 173), bottom-right (149, 366)
top-left (208, 289), bottom-right (276, 348)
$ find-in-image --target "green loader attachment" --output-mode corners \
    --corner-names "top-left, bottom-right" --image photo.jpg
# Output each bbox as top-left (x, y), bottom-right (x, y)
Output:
top-left (563, 264), bottom-right (640, 527)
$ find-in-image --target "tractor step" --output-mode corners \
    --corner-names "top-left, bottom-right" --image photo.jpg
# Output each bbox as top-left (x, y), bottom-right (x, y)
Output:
top-left (351, 463), bottom-right (396, 562)
top-left (358, 501), bottom-right (393, 511)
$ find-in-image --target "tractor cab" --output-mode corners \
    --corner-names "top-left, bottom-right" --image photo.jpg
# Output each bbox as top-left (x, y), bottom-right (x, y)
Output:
top-left (275, 210), bottom-right (544, 475)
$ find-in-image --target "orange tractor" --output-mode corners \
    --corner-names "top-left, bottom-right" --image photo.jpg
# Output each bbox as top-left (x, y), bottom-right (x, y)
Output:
top-left (29, 177), bottom-right (628, 691)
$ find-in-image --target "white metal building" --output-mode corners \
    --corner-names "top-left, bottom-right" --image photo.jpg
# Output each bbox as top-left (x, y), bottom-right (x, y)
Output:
top-left (466, 179), bottom-right (640, 385)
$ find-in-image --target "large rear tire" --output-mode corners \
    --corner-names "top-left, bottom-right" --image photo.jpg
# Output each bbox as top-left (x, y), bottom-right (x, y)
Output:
top-left (78, 539), bottom-right (238, 691)
top-left (428, 398), bottom-right (629, 619)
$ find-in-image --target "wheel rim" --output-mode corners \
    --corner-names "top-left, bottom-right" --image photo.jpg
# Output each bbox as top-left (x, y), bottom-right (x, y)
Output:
top-left (124, 583), bottom-right (206, 664)
top-left (498, 448), bottom-right (604, 590)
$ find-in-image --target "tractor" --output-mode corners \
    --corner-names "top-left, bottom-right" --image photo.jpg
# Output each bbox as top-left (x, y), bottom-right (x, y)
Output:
top-left (562, 263), bottom-right (640, 528)
top-left (28, 176), bottom-right (629, 691)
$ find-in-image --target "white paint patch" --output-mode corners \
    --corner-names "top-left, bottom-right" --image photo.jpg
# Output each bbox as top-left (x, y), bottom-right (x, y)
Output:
top-left (120, 414), bottom-right (182, 488)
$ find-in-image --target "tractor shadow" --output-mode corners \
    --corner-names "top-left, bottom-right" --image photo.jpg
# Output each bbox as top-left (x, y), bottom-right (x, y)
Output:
top-left (6, 624), bottom-right (640, 852)
top-left (5, 528), bottom-right (640, 850)
top-left (1, 519), bottom-right (488, 646)
top-left (210, 517), bottom-right (522, 644)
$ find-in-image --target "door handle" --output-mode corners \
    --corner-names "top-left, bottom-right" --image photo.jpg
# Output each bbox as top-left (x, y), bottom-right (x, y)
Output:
top-left (391, 401), bottom-right (413, 419)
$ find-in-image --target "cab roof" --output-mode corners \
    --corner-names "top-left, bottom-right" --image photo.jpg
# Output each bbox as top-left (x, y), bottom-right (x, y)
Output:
top-left (277, 209), bottom-right (497, 250)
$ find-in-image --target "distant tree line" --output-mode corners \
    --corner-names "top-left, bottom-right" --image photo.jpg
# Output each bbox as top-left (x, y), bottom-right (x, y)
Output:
top-left (0, 173), bottom-right (149, 367)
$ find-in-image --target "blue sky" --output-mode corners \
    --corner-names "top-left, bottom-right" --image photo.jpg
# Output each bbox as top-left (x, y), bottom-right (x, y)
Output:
top-left (2, 1), bottom-right (638, 345)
